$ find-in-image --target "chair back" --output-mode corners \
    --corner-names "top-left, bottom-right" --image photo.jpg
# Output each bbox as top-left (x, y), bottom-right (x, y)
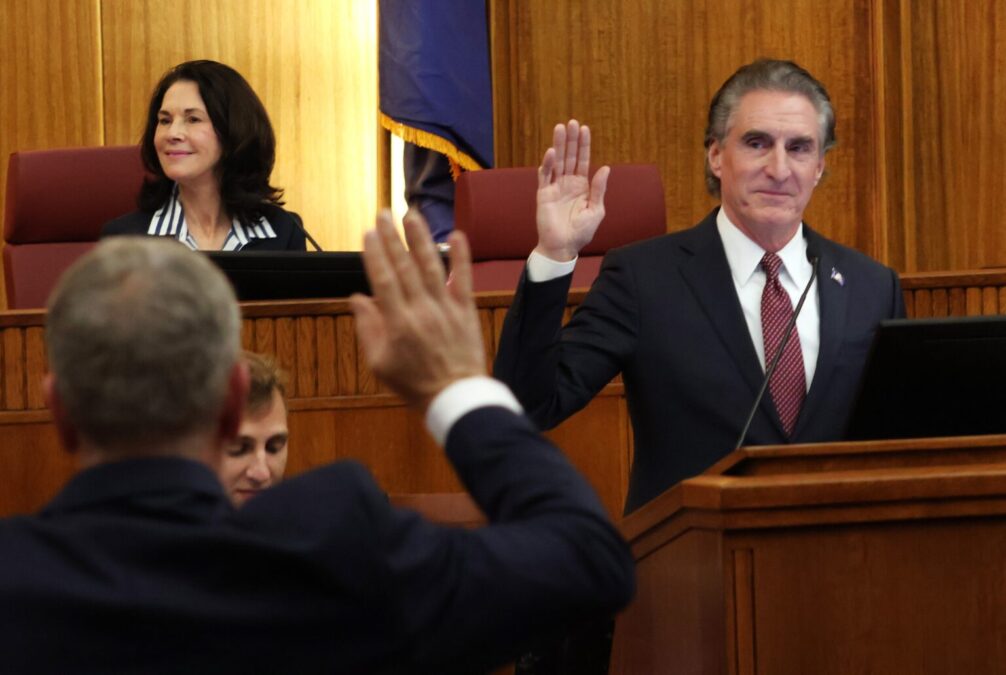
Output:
top-left (3, 145), bottom-right (145, 309)
top-left (454, 164), bottom-right (666, 291)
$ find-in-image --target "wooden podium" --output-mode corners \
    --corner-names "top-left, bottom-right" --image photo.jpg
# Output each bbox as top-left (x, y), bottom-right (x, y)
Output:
top-left (610, 435), bottom-right (1006, 674)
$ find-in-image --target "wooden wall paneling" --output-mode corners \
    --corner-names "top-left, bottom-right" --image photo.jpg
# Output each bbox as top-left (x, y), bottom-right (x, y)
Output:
top-left (287, 405), bottom-right (463, 494)
top-left (931, 289), bottom-right (949, 317)
top-left (295, 316), bottom-right (317, 398)
top-left (543, 394), bottom-right (629, 516)
top-left (273, 317), bottom-right (297, 395)
top-left (0, 420), bottom-right (74, 515)
top-left (491, 0), bottom-right (884, 258)
top-left (611, 529), bottom-right (728, 674)
top-left (902, 288), bottom-right (914, 319)
top-left (286, 408), bottom-right (340, 474)
top-left (315, 316), bottom-right (337, 397)
top-left (240, 319), bottom-right (255, 350)
top-left (0, 0), bottom-right (104, 310)
top-left (901, 1), bottom-right (1006, 271)
top-left (913, 289), bottom-right (932, 318)
top-left (335, 315), bottom-right (357, 394)
top-left (253, 317), bottom-right (275, 356)
top-left (729, 521), bottom-right (1006, 673)
top-left (983, 287), bottom-right (999, 315)
top-left (875, 0), bottom-right (914, 272)
top-left (2, 328), bottom-right (25, 410)
top-left (24, 327), bottom-right (46, 409)
top-left (948, 287), bottom-right (966, 316)
top-left (99, 0), bottom-right (378, 253)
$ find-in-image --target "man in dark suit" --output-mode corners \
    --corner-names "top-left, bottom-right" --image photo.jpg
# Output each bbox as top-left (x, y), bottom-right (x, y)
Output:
top-left (495, 59), bottom-right (905, 516)
top-left (0, 214), bottom-right (633, 674)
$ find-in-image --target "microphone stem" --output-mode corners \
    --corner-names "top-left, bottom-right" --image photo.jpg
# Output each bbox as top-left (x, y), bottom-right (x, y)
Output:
top-left (733, 257), bottom-right (820, 451)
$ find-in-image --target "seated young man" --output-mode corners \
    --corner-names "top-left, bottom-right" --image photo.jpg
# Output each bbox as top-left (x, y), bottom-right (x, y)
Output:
top-left (219, 351), bottom-right (289, 506)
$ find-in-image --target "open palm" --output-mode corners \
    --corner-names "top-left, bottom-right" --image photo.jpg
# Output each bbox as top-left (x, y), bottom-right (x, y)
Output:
top-left (535, 121), bottom-right (610, 262)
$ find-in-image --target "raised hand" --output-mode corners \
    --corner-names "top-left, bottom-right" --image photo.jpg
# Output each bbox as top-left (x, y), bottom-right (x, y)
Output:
top-left (350, 210), bottom-right (486, 412)
top-left (534, 120), bottom-right (610, 262)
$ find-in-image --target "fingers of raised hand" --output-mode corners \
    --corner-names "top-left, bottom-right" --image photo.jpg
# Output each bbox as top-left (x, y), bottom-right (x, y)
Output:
top-left (589, 164), bottom-right (610, 211)
top-left (551, 123), bottom-right (567, 176)
top-left (539, 147), bottom-right (557, 189)
top-left (576, 125), bottom-right (592, 177)
top-left (374, 210), bottom-right (426, 304)
top-left (563, 119), bottom-right (580, 178)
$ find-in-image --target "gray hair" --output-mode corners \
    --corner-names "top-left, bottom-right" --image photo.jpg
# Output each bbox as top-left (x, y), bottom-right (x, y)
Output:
top-left (704, 59), bottom-right (836, 197)
top-left (46, 238), bottom-right (241, 448)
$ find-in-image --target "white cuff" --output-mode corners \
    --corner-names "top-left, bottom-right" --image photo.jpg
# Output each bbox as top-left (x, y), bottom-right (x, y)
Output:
top-left (527, 250), bottom-right (577, 282)
top-left (425, 376), bottom-right (524, 446)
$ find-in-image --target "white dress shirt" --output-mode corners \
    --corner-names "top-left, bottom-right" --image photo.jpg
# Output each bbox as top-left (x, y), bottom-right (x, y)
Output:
top-left (526, 209), bottom-right (821, 390)
top-left (425, 376), bottom-right (524, 446)
top-left (715, 209), bottom-right (819, 389)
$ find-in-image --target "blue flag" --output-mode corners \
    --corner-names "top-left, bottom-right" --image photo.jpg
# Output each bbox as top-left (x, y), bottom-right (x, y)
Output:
top-left (379, 1), bottom-right (494, 172)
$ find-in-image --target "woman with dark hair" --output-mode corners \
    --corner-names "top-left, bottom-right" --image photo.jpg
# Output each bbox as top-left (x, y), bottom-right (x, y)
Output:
top-left (103, 60), bottom-right (306, 251)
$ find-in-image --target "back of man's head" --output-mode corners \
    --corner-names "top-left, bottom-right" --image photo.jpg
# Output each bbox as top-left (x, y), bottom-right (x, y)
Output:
top-left (46, 238), bottom-right (241, 450)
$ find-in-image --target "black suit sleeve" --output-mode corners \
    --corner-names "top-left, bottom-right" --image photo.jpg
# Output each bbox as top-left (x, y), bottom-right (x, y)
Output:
top-left (494, 250), bottom-right (639, 430)
top-left (376, 406), bottom-right (635, 673)
top-left (239, 405), bottom-right (633, 674)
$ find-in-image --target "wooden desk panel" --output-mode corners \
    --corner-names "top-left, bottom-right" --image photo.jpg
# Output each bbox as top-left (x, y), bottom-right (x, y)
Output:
top-left (0, 292), bottom-right (631, 517)
top-left (2, 269), bottom-right (1004, 518)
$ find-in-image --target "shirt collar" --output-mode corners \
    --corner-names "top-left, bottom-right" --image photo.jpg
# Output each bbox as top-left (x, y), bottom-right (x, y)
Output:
top-left (716, 207), bottom-right (811, 288)
top-left (148, 184), bottom-right (278, 250)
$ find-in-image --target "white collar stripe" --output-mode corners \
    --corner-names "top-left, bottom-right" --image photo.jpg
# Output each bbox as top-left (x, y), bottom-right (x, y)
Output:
top-left (149, 205), bottom-right (167, 235)
top-left (222, 233), bottom-right (241, 251)
top-left (232, 220), bottom-right (250, 246)
top-left (260, 217), bottom-right (276, 237)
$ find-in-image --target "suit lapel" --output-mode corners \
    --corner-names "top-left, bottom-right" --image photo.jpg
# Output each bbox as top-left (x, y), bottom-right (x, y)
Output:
top-left (793, 227), bottom-right (847, 438)
top-left (679, 212), bottom-right (770, 413)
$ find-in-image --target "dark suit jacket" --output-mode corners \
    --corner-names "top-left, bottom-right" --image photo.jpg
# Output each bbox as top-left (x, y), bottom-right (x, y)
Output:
top-left (0, 407), bottom-right (633, 675)
top-left (101, 203), bottom-right (307, 251)
top-left (495, 209), bottom-right (906, 513)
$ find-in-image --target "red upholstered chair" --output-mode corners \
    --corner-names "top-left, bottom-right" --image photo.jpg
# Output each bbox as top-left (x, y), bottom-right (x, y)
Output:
top-left (453, 164), bottom-right (666, 292)
top-left (3, 145), bottom-right (145, 309)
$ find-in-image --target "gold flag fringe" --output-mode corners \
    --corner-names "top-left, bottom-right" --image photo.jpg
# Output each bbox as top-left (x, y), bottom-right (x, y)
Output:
top-left (380, 113), bottom-right (485, 180)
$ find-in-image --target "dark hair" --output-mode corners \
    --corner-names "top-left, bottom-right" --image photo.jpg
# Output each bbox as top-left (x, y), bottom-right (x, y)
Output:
top-left (703, 59), bottom-right (836, 197)
top-left (242, 350), bottom-right (288, 412)
top-left (139, 60), bottom-right (284, 226)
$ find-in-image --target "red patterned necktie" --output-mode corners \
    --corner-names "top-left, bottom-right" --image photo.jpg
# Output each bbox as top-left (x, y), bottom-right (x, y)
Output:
top-left (761, 252), bottom-right (805, 437)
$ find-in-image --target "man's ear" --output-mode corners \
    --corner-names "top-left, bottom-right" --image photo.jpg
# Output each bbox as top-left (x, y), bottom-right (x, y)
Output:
top-left (44, 373), bottom-right (79, 453)
top-left (707, 140), bottom-right (724, 178)
top-left (217, 361), bottom-right (250, 446)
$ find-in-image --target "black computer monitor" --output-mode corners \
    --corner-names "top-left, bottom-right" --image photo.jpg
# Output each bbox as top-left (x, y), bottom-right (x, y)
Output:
top-left (205, 251), bottom-right (370, 301)
top-left (844, 315), bottom-right (1006, 440)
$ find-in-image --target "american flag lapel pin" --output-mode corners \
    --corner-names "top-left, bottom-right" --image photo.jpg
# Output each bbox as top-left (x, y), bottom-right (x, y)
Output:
top-left (830, 267), bottom-right (844, 286)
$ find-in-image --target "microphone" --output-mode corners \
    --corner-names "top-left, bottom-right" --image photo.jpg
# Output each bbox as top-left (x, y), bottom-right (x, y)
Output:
top-left (292, 213), bottom-right (323, 252)
top-left (733, 246), bottom-right (820, 451)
